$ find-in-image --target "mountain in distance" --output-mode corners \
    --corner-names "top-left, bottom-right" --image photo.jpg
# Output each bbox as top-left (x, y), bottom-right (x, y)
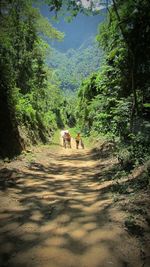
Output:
top-left (47, 38), bottom-right (103, 91)
top-left (40, 5), bottom-right (106, 91)
top-left (40, 5), bottom-right (106, 52)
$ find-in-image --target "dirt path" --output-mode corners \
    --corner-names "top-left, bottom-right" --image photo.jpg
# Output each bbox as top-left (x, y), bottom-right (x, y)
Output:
top-left (0, 140), bottom-right (149, 267)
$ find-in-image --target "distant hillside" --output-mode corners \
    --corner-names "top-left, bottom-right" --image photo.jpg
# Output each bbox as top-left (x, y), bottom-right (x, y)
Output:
top-left (40, 6), bottom-right (106, 52)
top-left (47, 40), bottom-right (103, 91)
top-left (40, 5), bottom-right (105, 91)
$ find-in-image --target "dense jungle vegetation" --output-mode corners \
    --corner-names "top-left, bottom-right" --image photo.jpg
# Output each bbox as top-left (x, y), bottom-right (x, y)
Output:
top-left (47, 41), bottom-right (103, 91)
top-left (0, 0), bottom-right (64, 157)
top-left (76, 0), bottom-right (150, 168)
top-left (0, 0), bottom-right (150, 171)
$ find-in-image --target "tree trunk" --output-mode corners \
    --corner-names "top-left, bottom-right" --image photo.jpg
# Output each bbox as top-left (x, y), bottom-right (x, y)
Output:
top-left (112, 0), bottom-right (139, 132)
top-left (130, 53), bottom-right (139, 132)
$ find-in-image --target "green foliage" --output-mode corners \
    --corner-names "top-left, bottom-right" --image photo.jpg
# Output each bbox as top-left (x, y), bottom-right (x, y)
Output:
top-left (60, 91), bottom-right (78, 127)
top-left (0, 0), bottom-right (66, 155)
top-left (117, 131), bottom-right (150, 172)
top-left (44, 0), bottom-right (91, 17)
top-left (76, 0), bottom-right (150, 166)
top-left (124, 216), bottom-right (144, 236)
top-left (47, 41), bottom-right (103, 92)
top-left (16, 94), bottom-right (36, 122)
top-left (36, 14), bottom-right (64, 41)
top-left (1, 0), bottom-right (150, 163)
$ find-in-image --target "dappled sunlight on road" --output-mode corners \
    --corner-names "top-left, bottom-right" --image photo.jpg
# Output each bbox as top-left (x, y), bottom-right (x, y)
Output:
top-left (0, 146), bottom-right (143, 267)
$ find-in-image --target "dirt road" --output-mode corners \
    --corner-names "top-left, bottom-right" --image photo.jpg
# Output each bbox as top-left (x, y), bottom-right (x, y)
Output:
top-left (0, 141), bottom-right (149, 267)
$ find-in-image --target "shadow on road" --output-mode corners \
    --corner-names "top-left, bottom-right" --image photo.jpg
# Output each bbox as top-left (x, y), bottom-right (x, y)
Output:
top-left (0, 149), bottom-right (144, 267)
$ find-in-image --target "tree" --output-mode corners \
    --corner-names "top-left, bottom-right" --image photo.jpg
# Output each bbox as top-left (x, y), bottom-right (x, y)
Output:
top-left (0, 0), bottom-right (63, 157)
top-left (77, 0), bottom-right (150, 163)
